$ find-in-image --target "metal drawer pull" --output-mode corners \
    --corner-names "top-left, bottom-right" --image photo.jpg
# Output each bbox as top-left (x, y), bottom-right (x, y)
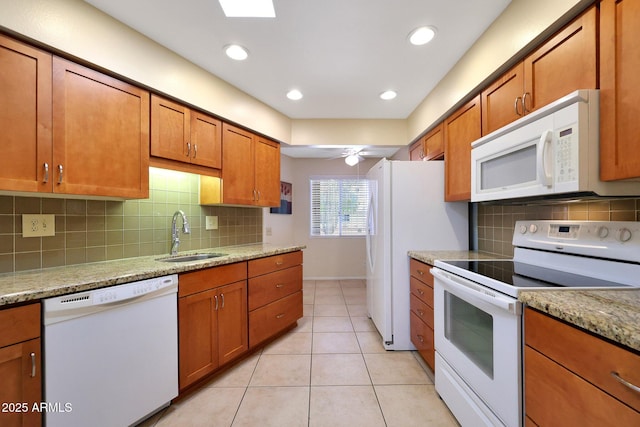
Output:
top-left (417, 270), bottom-right (424, 276)
top-left (221, 293), bottom-right (225, 309)
top-left (43, 163), bottom-right (49, 183)
top-left (417, 334), bottom-right (424, 343)
top-left (276, 283), bottom-right (285, 288)
top-left (418, 289), bottom-right (424, 296)
top-left (275, 260), bottom-right (284, 266)
top-left (30, 352), bottom-right (36, 377)
top-left (214, 295), bottom-right (219, 311)
top-left (418, 309), bottom-right (424, 317)
top-left (611, 372), bottom-right (640, 393)
top-left (276, 313), bottom-right (285, 319)
top-left (57, 164), bottom-right (64, 184)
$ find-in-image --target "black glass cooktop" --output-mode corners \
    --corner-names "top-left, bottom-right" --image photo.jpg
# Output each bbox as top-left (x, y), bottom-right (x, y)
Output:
top-left (440, 260), bottom-right (630, 289)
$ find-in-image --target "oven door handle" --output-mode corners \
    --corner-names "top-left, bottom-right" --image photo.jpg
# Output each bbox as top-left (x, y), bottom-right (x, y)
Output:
top-left (431, 268), bottom-right (521, 315)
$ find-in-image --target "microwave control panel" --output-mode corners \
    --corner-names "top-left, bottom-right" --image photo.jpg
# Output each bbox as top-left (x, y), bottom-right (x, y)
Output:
top-left (555, 126), bottom-right (578, 183)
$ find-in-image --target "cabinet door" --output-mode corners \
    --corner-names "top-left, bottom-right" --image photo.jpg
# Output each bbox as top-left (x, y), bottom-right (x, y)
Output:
top-left (216, 281), bottom-right (248, 366)
top-left (481, 62), bottom-right (524, 135)
top-left (190, 111), bottom-right (222, 169)
top-left (178, 289), bottom-right (219, 390)
top-left (52, 58), bottom-right (149, 198)
top-left (444, 95), bottom-right (481, 201)
top-left (523, 6), bottom-right (597, 113)
top-left (424, 123), bottom-right (444, 160)
top-left (221, 124), bottom-right (255, 205)
top-left (0, 339), bottom-right (41, 427)
top-left (409, 139), bottom-right (425, 161)
top-left (600, 0), bottom-right (640, 180)
top-left (0, 35), bottom-right (52, 193)
top-left (254, 136), bottom-right (280, 207)
top-left (150, 95), bottom-right (190, 163)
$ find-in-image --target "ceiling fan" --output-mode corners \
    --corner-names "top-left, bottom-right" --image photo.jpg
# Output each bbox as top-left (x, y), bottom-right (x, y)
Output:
top-left (327, 147), bottom-right (378, 166)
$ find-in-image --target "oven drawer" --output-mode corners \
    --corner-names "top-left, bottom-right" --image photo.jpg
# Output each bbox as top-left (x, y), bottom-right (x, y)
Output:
top-left (525, 308), bottom-right (640, 414)
top-left (410, 276), bottom-right (433, 307)
top-left (410, 294), bottom-right (434, 329)
top-left (410, 311), bottom-right (434, 370)
top-left (410, 259), bottom-right (434, 287)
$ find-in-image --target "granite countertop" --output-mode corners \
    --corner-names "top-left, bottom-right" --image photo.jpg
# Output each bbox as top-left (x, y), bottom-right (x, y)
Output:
top-left (0, 243), bottom-right (305, 307)
top-left (520, 289), bottom-right (640, 352)
top-left (408, 250), bottom-right (507, 265)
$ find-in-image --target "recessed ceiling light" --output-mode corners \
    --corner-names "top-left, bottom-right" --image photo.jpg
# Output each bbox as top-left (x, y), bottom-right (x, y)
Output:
top-left (219, 0), bottom-right (275, 18)
top-left (224, 44), bottom-right (249, 60)
top-left (408, 26), bottom-right (437, 46)
top-left (287, 89), bottom-right (303, 100)
top-left (380, 90), bottom-right (397, 100)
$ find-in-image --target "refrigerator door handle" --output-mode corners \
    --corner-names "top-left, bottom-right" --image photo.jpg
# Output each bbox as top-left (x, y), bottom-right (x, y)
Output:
top-left (366, 188), bottom-right (376, 272)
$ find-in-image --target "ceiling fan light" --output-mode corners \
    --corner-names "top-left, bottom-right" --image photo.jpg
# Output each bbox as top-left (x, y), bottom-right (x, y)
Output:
top-left (408, 26), bottom-right (436, 46)
top-left (345, 154), bottom-right (360, 166)
top-left (287, 89), bottom-right (303, 100)
top-left (224, 44), bottom-right (249, 60)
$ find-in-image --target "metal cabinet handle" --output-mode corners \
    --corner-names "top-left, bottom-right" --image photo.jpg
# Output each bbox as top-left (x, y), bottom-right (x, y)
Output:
top-left (257, 190), bottom-right (261, 201)
top-left (276, 313), bottom-right (285, 319)
top-left (276, 283), bottom-right (285, 288)
top-left (214, 295), bottom-right (219, 311)
top-left (522, 92), bottom-right (530, 114)
top-left (186, 142), bottom-right (191, 157)
top-left (514, 96), bottom-right (523, 116)
top-left (220, 293), bottom-right (225, 309)
top-left (417, 334), bottom-right (425, 343)
top-left (253, 189), bottom-right (257, 201)
top-left (275, 260), bottom-right (284, 266)
top-left (418, 309), bottom-right (424, 317)
top-left (193, 144), bottom-right (197, 158)
top-left (30, 352), bottom-right (36, 377)
top-left (418, 289), bottom-right (424, 296)
top-left (611, 372), bottom-right (640, 393)
top-left (43, 163), bottom-right (49, 183)
top-left (57, 164), bottom-right (64, 184)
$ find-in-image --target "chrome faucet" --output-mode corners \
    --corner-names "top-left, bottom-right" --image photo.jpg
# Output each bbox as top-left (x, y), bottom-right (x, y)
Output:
top-left (171, 210), bottom-right (190, 255)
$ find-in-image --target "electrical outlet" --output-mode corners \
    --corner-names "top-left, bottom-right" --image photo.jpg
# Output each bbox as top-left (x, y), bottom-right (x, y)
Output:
top-left (205, 216), bottom-right (218, 230)
top-left (22, 214), bottom-right (56, 237)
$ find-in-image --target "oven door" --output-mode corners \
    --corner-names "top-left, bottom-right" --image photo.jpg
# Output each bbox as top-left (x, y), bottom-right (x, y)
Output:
top-left (432, 267), bottom-right (522, 427)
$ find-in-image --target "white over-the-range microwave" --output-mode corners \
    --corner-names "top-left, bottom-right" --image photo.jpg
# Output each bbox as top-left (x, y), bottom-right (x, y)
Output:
top-left (471, 89), bottom-right (639, 202)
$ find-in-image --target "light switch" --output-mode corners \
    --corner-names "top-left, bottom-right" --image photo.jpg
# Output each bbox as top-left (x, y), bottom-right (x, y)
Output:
top-left (22, 214), bottom-right (56, 237)
top-left (205, 216), bottom-right (218, 230)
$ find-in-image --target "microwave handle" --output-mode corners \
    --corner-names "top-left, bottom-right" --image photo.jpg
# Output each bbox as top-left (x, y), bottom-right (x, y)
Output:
top-left (537, 130), bottom-right (553, 186)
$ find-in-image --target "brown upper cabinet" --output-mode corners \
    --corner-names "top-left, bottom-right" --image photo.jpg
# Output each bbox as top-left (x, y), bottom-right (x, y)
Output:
top-left (409, 139), bottom-right (424, 161)
top-left (409, 123), bottom-right (444, 162)
top-left (52, 58), bottom-right (150, 198)
top-left (220, 124), bottom-right (280, 207)
top-left (599, 0), bottom-right (640, 181)
top-left (444, 95), bottom-right (481, 202)
top-left (0, 34), bottom-right (149, 199)
top-left (150, 95), bottom-right (222, 171)
top-left (481, 6), bottom-right (597, 135)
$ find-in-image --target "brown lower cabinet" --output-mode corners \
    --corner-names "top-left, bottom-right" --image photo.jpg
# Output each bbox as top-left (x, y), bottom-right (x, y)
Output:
top-left (524, 308), bottom-right (640, 426)
top-left (178, 263), bottom-right (248, 391)
top-left (0, 303), bottom-right (42, 427)
top-left (409, 258), bottom-right (435, 371)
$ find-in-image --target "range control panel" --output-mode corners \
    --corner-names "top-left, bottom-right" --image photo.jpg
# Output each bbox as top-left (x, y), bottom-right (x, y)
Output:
top-left (512, 220), bottom-right (640, 263)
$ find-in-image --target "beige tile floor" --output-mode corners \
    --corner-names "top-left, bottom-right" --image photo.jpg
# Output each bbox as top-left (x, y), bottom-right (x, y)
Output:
top-left (138, 279), bottom-right (459, 427)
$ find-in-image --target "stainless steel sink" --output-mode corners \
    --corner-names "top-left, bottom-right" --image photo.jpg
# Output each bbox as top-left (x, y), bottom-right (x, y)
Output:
top-left (156, 253), bottom-right (226, 263)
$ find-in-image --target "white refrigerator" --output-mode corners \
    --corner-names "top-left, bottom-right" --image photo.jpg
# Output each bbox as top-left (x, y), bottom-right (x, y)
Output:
top-left (366, 159), bottom-right (468, 350)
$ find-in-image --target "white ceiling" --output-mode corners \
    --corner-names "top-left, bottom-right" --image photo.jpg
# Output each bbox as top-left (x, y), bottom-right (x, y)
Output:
top-left (83, 0), bottom-right (511, 159)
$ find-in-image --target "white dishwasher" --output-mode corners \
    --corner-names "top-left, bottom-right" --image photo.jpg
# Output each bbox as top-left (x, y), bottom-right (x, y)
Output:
top-left (43, 274), bottom-right (178, 427)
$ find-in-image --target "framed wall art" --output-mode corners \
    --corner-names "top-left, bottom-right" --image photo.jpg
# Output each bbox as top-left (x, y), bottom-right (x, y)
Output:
top-left (270, 181), bottom-right (292, 214)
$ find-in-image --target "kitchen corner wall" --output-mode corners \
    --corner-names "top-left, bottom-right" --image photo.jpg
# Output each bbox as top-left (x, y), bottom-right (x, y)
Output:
top-left (0, 168), bottom-right (262, 274)
top-left (477, 198), bottom-right (640, 257)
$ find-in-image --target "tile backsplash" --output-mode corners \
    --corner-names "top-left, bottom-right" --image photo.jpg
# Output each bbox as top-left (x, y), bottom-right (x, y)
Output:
top-left (477, 198), bottom-right (640, 257)
top-left (0, 168), bottom-right (262, 273)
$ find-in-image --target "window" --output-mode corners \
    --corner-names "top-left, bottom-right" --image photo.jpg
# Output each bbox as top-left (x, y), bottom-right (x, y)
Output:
top-left (310, 178), bottom-right (370, 236)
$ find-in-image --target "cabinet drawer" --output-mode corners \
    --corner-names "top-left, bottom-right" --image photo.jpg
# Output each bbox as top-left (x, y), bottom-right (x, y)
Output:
top-left (410, 277), bottom-right (433, 307)
top-left (410, 294), bottom-right (434, 329)
top-left (409, 259), bottom-right (433, 286)
top-left (179, 262), bottom-right (247, 297)
top-left (249, 265), bottom-right (302, 311)
top-left (525, 308), bottom-right (640, 412)
top-left (0, 303), bottom-right (40, 348)
top-left (249, 291), bottom-right (303, 347)
top-left (410, 311), bottom-right (434, 370)
top-left (248, 251), bottom-right (302, 277)
top-left (525, 345), bottom-right (640, 426)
